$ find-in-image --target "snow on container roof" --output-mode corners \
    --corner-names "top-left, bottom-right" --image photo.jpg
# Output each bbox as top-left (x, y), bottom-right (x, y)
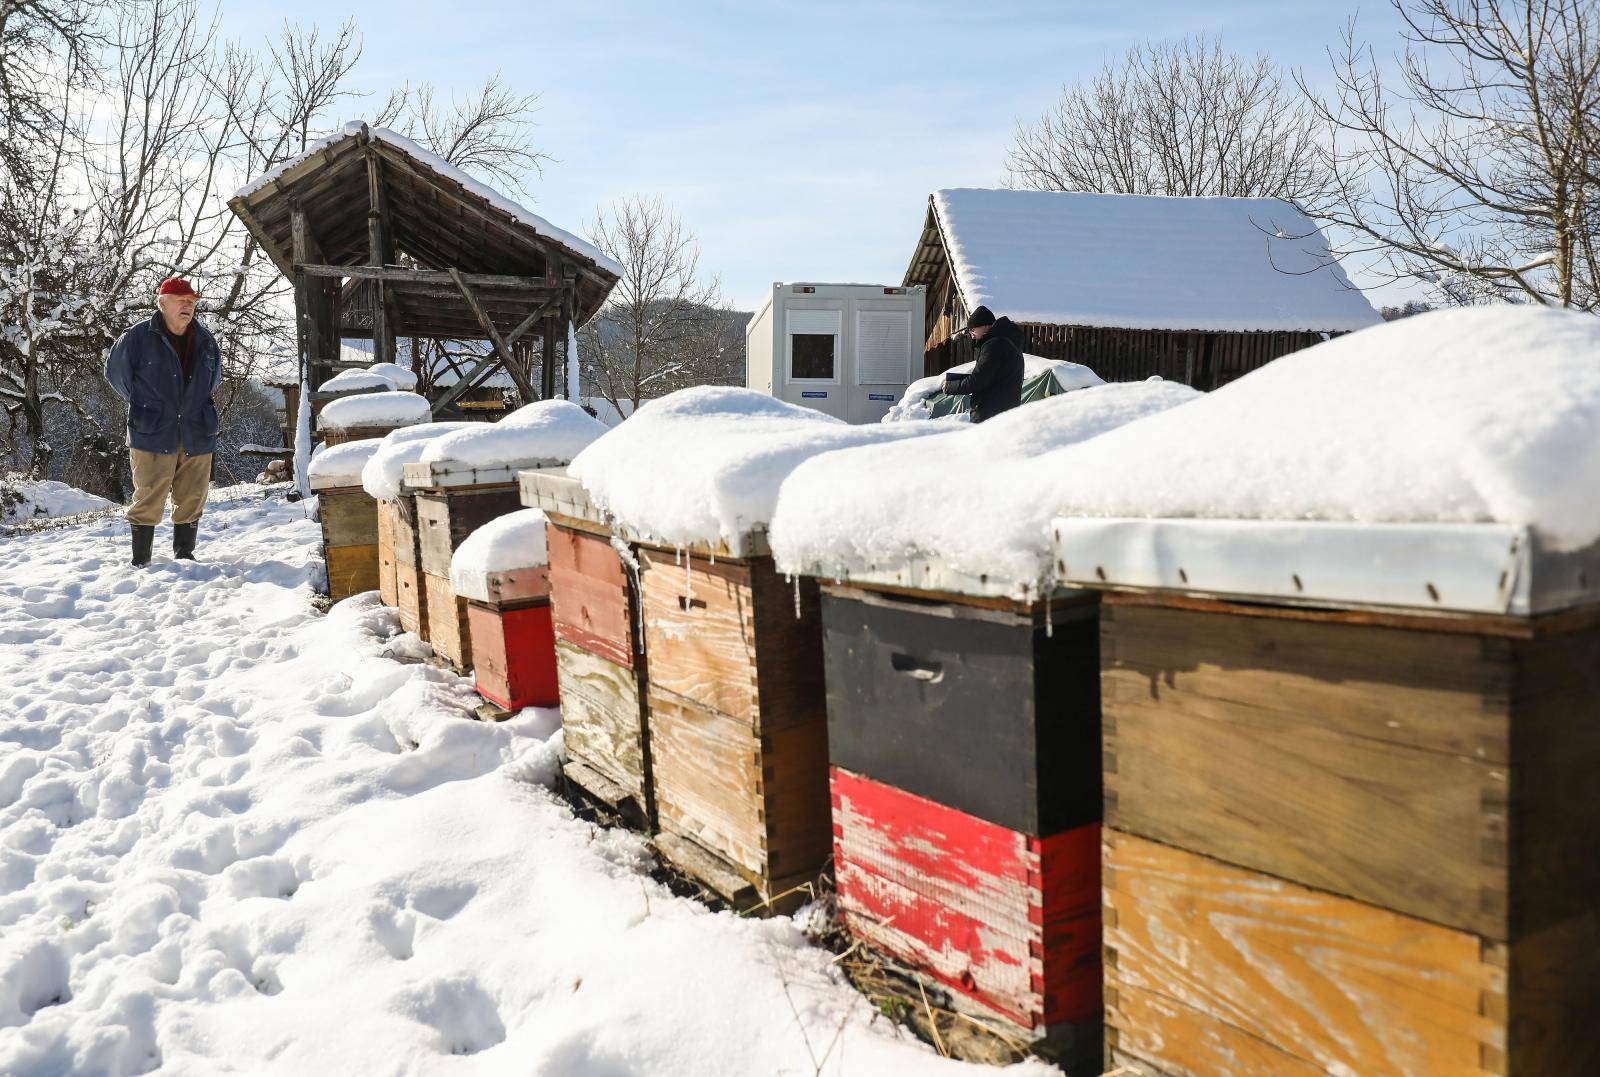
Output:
top-left (568, 386), bottom-right (958, 557)
top-left (450, 508), bottom-right (550, 603)
top-left (308, 438), bottom-right (384, 490)
top-left (318, 391), bottom-right (432, 432)
top-left (409, 401), bottom-right (608, 487)
top-left (771, 381), bottom-right (1200, 598)
top-left (367, 362), bottom-right (417, 390)
top-left (911, 188), bottom-right (1383, 333)
top-left (1048, 306), bottom-right (1600, 550)
top-left (360, 422), bottom-right (476, 500)
top-left (318, 369), bottom-right (395, 394)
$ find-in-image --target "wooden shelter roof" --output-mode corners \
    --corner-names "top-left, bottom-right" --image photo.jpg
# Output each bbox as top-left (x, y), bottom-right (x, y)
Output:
top-left (228, 123), bottom-right (620, 338)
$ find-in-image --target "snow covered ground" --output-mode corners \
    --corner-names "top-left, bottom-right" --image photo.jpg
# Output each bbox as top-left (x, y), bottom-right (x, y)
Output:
top-left (1, 477), bottom-right (115, 525)
top-left (0, 485), bottom-right (1049, 1075)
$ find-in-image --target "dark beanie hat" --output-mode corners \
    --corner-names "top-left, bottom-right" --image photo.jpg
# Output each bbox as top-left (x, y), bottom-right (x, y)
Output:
top-left (965, 305), bottom-right (996, 330)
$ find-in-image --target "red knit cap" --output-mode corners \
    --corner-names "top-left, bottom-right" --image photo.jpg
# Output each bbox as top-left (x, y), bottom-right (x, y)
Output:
top-left (157, 277), bottom-right (199, 298)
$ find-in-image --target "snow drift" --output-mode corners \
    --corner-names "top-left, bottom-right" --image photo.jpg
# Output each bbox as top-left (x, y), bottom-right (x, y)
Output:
top-left (318, 392), bottom-right (432, 433)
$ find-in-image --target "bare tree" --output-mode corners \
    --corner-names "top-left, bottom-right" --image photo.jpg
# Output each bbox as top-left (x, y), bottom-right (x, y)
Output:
top-left (1008, 35), bottom-right (1333, 205)
top-left (580, 196), bottom-right (735, 417)
top-left (375, 74), bottom-right (550, 196)
top-left (1305, 1), bottom-right (1600, 308)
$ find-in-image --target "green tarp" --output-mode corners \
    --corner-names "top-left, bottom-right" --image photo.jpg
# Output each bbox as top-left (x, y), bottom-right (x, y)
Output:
top-left (924, 369), bottom-right (1068, 419)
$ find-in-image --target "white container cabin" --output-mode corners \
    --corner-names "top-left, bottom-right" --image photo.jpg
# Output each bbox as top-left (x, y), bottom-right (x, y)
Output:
top-left (746, 283), bottom-right (926, 424)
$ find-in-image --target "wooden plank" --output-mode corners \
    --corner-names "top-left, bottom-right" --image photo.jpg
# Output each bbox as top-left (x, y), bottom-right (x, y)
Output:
top-left (468, 601), bottom-right (557, 710)
top-left (556, 639), bottom-right (647, 803)
top-left (325, 543), bottom-right (380, 603)
top-left (424, 572), bottom-right (472, 669)
top-left (415, 486), bottom-right (524, 577)
top-left (377, 499), bottom-right (398, 607)
top-left (319, 488), bottom-right (379, 548)
top-left (832, 768), bottom-right (1102, 1031)
top-left (562, 759), bottom-right (644, 823)
top-left (446, 267), bottom-right (538, 404)
top-left (1102, 601), bottom-right (1513, 938)
top-left (648, 686), bottom-right (766, 879)
top-left (390, 495), bottom-right (420, 569)
top-left (296, 262), bottom-right (560, 292)
top-left (547, 523), bottom-right (629, 588)
top-left (1103, 829), bottom-right (1506, 1076)
top-left (397, 559), bottom-right (427, 638)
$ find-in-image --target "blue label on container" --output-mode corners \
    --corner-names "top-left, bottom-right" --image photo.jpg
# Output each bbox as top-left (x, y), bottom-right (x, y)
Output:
top-left (867, 393), bottom-right (895, 401)
top-left (800, 391), bottom-right (828, 398)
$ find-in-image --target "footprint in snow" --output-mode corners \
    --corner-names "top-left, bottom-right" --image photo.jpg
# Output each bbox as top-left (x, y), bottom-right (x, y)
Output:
top-left (390, 977), bottom-right (506, 1056)
top-left (408, 880), bottom-right (477, 921)
top-left (368, 904), bottom-right (419, 961)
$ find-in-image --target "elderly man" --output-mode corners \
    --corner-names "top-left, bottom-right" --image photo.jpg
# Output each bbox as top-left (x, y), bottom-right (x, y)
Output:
top-left (942, 305), bottom-right (1024, 423)
top-left (104, 277), bottom-right (222, 566)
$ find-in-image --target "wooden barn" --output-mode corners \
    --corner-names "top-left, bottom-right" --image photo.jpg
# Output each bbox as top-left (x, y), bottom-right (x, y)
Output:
top-left (229, 121), bottom-right (622, 432)
top-left (904, 188), bottom-right (1381, 387)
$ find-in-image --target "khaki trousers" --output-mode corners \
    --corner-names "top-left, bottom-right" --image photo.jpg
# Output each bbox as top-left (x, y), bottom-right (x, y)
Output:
top-left (128, 447), bottom-right (212, 526)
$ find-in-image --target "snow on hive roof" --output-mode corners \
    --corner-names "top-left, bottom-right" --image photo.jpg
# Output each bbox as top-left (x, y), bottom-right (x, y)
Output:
top-left (360, 422), bottom-right (476, 500)
top-left (341, 339), bottom-right (515, 389)
top-left (450, 509), bottom-right (550, 602)
top-left (919, 188), bottom-right (1383, 333)
top-left (233, 122), bottom-right (623, 279)
top-left (367, 362), bottom-right (417, 390)
top-left (318, 369), bottom-right (395, 394)
top-left (308, 438), bottom-right (384, 490)
top-left (419, 400), bottom-right (607, 471)
top-left (318, 391), bottom-right (432, 432)
top-left (568, 386), bottom-right (954, 555)
top-left (771, 381), bottom-right (1201, 597)
top-left (1048, 306), bottom-right (1600, 550)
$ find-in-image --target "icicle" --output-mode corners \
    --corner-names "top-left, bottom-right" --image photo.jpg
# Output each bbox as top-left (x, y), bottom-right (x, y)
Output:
top-left (1044, 592), bottom-right (1054, 638)
top-left (792, 573), bottom-right (802, 618)
top-left (683, 547), bottom-right (693, 606)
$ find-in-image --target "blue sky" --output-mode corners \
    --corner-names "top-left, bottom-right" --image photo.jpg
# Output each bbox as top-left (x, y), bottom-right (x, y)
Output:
top-left (219, 1), bottom-right (1410, 311)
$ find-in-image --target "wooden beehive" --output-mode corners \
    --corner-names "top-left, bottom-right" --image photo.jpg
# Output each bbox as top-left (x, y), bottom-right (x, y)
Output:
top-left (520, 467), bottom-right (654, 825)
top-left (314, 485), bottom-right (380, 603)
top-left (467, 600), bottom-right (557, 711)
top-left (639, 541), bottom-right (830, 908)
top-left (408, 466), bottom-right (524, 670)
top-left (375, 498), bottom-right (398, 607)
top-left (820, 582), bottom-right (1104, 1058)
top-left (1053, 517), bottom-right (1600, 1076)
top-left (388, 495), bottom-right (427, 638)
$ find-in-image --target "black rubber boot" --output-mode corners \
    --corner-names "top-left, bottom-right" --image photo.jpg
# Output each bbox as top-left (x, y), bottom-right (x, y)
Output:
top-left (173, 521), bottom-right (198, 561)
top-left (131, 524), bottom-right (155, 567)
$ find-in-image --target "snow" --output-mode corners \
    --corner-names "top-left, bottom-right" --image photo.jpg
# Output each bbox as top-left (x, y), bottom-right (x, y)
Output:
top-left (317, 369), bottom-right (396, 394)
top-left (294, 376), bottom-right (313, 500)
top-left (367, 362), bottom-right (418, 391)
top-left (0, 477), bottom-right (113, 523)
top-left (317, 391), bottom-right (432, 433)
top-left (419, 401), bottom-right (607, 471)
top-left (307, 439), bottom-right (384, 491)
top-left (566, 321), bottom-right (581, 404)
top-left (928, 187), bottom-right (1383, 332)
top-left (449, 509), bottom-right (549, 603)
top-left (360, 423), bottom-right (477, 501)
top-left (234, 123), bottom-right (624, 279)
top-left (884, 354), bottom-right (1104, 423)
top-left (0, 486), bottom-right (1045, 1076)
top-left (569, 387), bottom-right (952, 555)
top-left (771, 381), bottom-right (1202, 597)
top-left (1048, 306), bottom-right (1600, 551)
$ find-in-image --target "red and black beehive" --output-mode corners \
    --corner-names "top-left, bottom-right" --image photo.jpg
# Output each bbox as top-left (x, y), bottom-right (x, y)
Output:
top-left (821, 583), bottom-right (1103, 1064)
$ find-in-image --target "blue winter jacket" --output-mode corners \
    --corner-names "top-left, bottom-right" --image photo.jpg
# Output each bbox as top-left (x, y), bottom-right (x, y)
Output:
top-left (104, 313), bottom-right (223, 455)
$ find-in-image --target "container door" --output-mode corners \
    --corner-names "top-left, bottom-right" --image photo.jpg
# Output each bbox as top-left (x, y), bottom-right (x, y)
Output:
top-left (782, 303), bottom-right (845, 419)
top-left (850, 300), bottom-right (916, 423)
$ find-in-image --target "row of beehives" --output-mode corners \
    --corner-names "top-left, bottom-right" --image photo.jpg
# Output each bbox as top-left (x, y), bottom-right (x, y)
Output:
top-left (315, 460), bottom-right (1598, 1076)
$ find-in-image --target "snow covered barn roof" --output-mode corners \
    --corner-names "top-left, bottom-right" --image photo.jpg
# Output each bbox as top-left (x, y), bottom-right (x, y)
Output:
top-left (227, 122), bottom-right (620, 338)
top-left (904, 188), bottom-right (1381, 334)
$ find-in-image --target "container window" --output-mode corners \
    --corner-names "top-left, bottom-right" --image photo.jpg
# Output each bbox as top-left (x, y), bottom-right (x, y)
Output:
top-left (791, 334), bottom-right (836, 379)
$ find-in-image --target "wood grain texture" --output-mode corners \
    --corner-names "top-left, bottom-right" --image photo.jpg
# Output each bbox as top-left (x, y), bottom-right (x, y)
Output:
top-left (319, 487), bottom-right (380, 548)
top-left (377, 499), bottom-right (398, 607)
top-left (325, 543), bottom-right (380, 603)
top-left (547, 523), bottom-right (628, 587)
top-left (424, 571), bottom-right (472, 669)
top-left (832, 767), bottom-right (1101, 1031)
top-left (468, 601), bottom-right (558, 710)
top-left (639, 549), bottom-right (824, 731)
top-left (1103, 829), bottom-right (1506, 1077)
top-left (551, 568), bottom-right (636, 669)
top-left (396, 559), bottom-right (427, 638)
top-left (415, 485), bottom-right (523, 577)
top-left (1102, 601), bottom-right (1512, 937)
top-left (390, 494), bottom-right (420, 569)
top-left (556, 639), bottom-right (648, 803)
top-left (648, 686), bottom-right (830, 896)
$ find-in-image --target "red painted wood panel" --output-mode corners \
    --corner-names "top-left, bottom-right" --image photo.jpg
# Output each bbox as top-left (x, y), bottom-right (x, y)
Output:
top-left (547, 525), bottom-right (629, 589)
top-left (831, 766), bottom-right (1100, 1030)
top-left (550, 569), bottom-right (635, 668)
top-left (469, 601), bottom-right (559, 710)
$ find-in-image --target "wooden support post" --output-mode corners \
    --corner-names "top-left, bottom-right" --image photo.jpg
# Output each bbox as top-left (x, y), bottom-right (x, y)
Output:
top-left (541, 316), bottom-right (558, 401)
top-left (366, 148), bottom-right (394, 368)
top-left (289, 201), bottom-right (326, 389)
top-left (445, 268), bottom-right (539, 407)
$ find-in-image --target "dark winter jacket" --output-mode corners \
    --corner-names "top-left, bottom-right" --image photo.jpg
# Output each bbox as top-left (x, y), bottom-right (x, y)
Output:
top-left (943, 316), bottom-right (1024, 423)
top-left (104, 314), bottom-right (223, 455)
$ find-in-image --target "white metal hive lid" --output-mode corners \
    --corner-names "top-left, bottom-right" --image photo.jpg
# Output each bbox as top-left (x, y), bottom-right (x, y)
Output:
top-left (1049, 517), bottom-right (1600, 617)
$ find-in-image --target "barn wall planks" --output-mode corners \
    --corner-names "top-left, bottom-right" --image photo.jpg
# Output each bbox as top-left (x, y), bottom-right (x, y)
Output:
top-left (1103, 829), bottom-right (1507, 1076)
top-left (468, 600), bottom-right (557, 710)
top-left (833, 767), bottom-right (1101, 1031)
top-left (424, 571), bottom-right (471, 669)
top-left (376, 498), bottom-right (398, 607)
top-left (555, 638), bottom-right (648, 804)
top-left (822, 588), bottom-right (1099, 835)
